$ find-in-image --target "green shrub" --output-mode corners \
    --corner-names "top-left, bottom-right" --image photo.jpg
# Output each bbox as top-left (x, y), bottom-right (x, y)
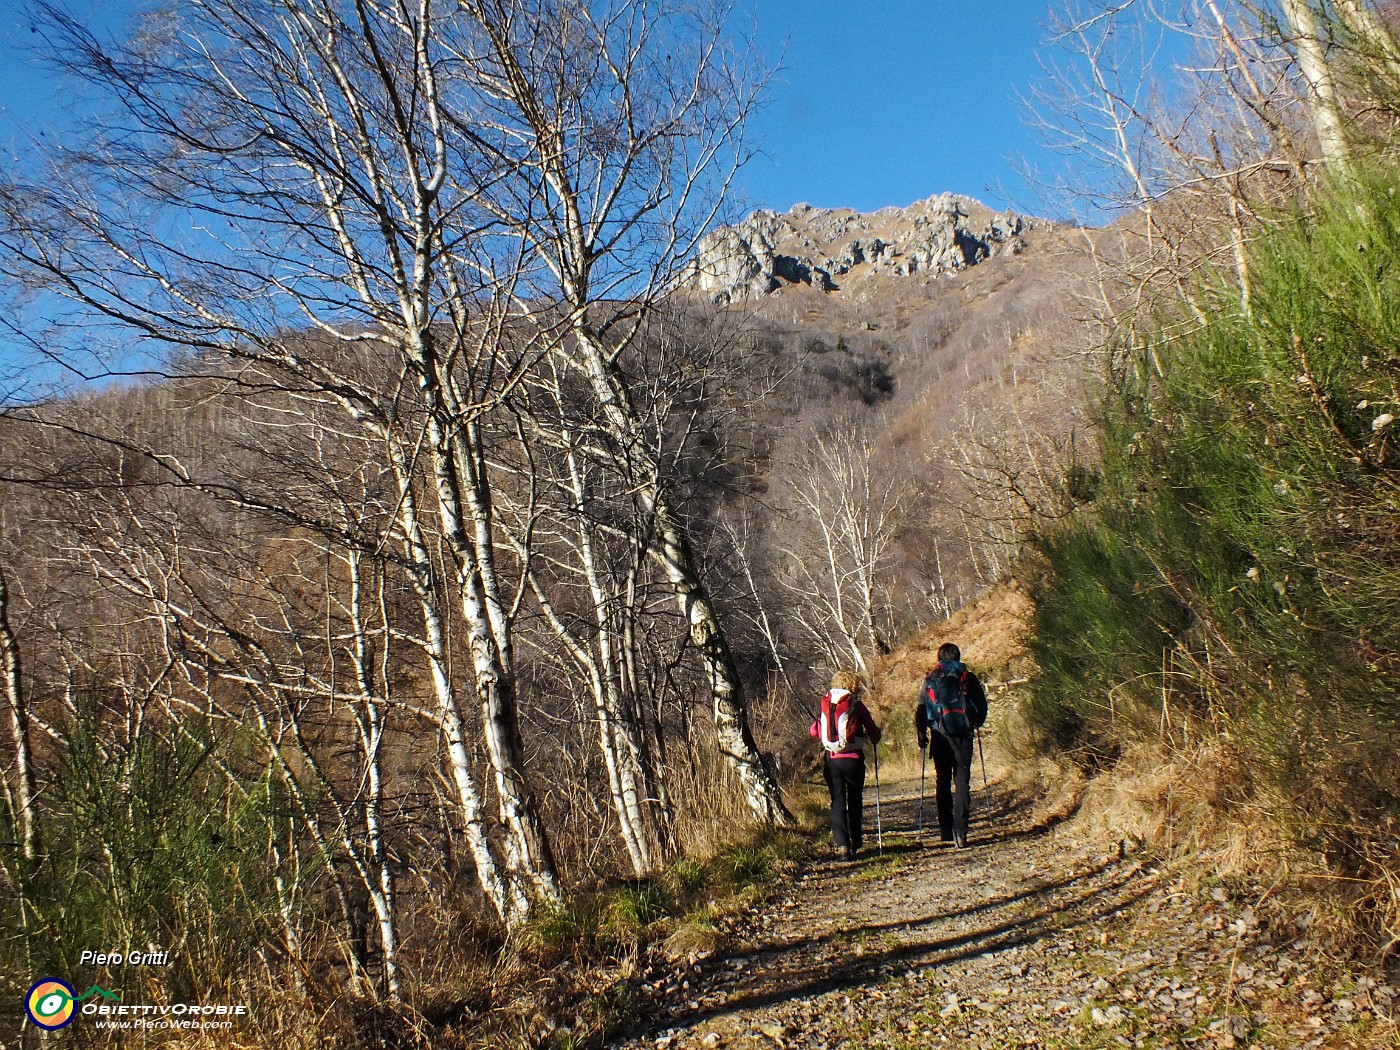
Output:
top-left (515, 899), bottom-right (582, 956)
top-left (597, 884), bottom-right (670, 946)
top-left (1026, 165), bottom-right (1400, 927)
top-left (0, 706), bottom-right (283, 1006)
top-left (710, 828), bottom-right (809, 890)
top-left (661, 857), bottom-right (706, 898)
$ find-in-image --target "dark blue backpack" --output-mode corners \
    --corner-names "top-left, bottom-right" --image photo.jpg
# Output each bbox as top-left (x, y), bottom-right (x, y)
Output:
top-left (922, 663), bottom-right (984, 739)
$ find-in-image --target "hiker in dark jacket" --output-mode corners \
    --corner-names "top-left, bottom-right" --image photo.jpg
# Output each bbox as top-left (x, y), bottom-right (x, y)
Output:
top-left (916, 642), bottom-right (988, 848)
top-left (810, 669), bottom-right (882, 859)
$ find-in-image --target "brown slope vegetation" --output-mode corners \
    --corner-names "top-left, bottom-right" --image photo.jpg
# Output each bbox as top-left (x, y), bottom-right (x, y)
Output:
top-left (705, 200), bottom-right (1106, 623)
top-left (662, 196), bottom-right (1119, 790)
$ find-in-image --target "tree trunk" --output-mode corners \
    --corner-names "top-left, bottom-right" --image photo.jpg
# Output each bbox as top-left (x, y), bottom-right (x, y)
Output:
top-left (420, 403), bottom-right (562, 912)
top-left (386, 441), bottom-right (522, 924)
top-left (348, 552), bottom-right (400, 1000)
top-left (571, 326), bottom-right (794, 827)
top-left (0, 567), bottom-right (39, 862)
top-left (1333, 0), bottom-right (1400, 80)
top-left (1283, 0), bottom-right (1351, 173)
top-left (565, 447), bottom-right (657, 872)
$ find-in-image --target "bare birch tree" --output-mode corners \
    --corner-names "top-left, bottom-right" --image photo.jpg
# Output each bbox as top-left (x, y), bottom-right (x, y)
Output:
top-left (1026, 0), bottom-right (1339, 336)
top-left (3, 0), bottom-right (568, 923)
top-left (776, 429), bottom-right (906, 677)
top-left (1283, 0), bottom-right (1353, 171)
top-left (507, 412), bottom-right (667, 875)
top-left (457, 0), bottom-right (793, 825)
top-left (0, 566), bottom-right (39, 863)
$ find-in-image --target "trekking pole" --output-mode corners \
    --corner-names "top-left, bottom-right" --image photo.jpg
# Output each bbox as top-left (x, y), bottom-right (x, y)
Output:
top-left (917, 743), bottom-right (926, 837)
top-left (873, 742), bottom-right (884, 856)
top-left (976, 729), bottom-right (991, 807)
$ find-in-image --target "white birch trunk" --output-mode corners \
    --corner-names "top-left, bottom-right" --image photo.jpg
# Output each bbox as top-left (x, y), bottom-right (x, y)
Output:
top-left (571, 327), bottom-right (793, 827)
top-left (347, 552), bottom-right (400, 1000)
top-left (269, 840), bottom-right (305, 993)
top-left (386, 442), bottom-right (520, 924)
top-left (565, 447), bottom-right (656, 873)
top-left (0, 567), bottom-right (39, 861)
top-left (1229, 195), bottom-right (1253, 318)
top-left (622, 561), bottom-right (675, 852)
top-left (1283, 0), bottom-right (1352, 173)
top-left (360, 702), bottom-right (399, 1000)
top-left (419, 403), bottom-right (562, 912)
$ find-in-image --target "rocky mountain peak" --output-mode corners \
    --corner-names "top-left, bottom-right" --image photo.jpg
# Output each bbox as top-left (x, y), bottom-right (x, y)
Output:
top-left (689, 192), bottom-right (1043, 303)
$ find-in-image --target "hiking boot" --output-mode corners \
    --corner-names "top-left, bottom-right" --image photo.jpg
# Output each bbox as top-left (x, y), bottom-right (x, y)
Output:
top-left (953, 831), bottom-right (968, 849)
top-left (845, 846), bottom-right (859, 860)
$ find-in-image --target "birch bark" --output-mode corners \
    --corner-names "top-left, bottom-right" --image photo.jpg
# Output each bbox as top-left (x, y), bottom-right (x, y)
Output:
top-left (571, 327), bottom-right (793, 826)
top-left (1282, 0), bottom-right (1352, 172)
top-left (0, 567), bottom-right (38, 862)
top-left (385, 439), bottom-right (519, 921)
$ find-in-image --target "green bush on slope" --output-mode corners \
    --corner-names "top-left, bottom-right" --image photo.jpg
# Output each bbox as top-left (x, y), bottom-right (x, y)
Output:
top-left (1027, 169), bottom-right (1400, 929)
top-left (0, 706), bottom-right (285, 1009)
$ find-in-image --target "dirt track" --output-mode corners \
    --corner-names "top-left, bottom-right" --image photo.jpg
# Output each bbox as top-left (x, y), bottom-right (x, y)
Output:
top-left (607, 775), bottom-right (1398, 1050)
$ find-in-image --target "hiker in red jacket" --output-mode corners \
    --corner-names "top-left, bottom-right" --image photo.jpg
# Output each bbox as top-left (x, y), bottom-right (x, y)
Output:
top-left (810, 669), bottom-right (882, 860)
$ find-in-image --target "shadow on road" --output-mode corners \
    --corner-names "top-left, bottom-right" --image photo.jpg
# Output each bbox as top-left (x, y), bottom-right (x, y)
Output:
top-left (658, 857), bottom-right (1152, 1032)
top-left (610, 775), bottom-right (1152, 1043)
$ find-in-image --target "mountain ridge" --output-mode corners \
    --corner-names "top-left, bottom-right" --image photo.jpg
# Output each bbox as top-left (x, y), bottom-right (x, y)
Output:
top-left (688, 192), bottom-right (1052, 303)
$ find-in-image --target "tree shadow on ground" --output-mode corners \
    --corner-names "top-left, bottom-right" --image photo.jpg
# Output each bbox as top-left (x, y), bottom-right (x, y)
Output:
top-left (611, 776), bottom-right (1147, 1043)
top-left (865, 776), bottom-right (1082, 852)
top-left (637, 856), bottom-right (1154, 1036)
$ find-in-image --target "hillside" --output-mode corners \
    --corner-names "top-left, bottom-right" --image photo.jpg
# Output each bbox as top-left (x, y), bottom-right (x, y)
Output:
top-left (687, 195), bottom-right (1102, 712)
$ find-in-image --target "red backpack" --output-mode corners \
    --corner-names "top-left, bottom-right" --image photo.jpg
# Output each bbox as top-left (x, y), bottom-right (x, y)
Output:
top-left (820, 690), bottom-right (862, 753)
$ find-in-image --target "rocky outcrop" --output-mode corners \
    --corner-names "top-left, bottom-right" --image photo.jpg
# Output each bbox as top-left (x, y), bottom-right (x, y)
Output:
top-left (689, 193), bottom-right (1038, 304)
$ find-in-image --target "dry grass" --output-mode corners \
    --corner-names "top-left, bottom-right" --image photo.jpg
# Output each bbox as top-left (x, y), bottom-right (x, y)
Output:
top-left (1073, 728), bottom-right (1400, 967)
top-left (1078, 735), bottom-right (1276, 865)
top-left (665, 740), bottom-right (771, 861)
top-left (871, 576), bottom-right (1036, 703)
top-left (868, 577), bottom-right (1400, 968)
top-left (865, 577), bottom-right (1036, 779)
top-left (661, 911), bottom-right (724, 961)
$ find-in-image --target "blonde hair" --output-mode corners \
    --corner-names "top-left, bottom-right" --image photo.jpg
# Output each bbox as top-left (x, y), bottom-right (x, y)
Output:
top-left (830, 669), bottom-right (860, 694)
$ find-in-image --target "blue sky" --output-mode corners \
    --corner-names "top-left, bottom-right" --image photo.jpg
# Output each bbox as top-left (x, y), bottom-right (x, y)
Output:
top-left (2, 1), bottom-right (1060, 217)
top-left (0, 1), bottom-right (1068, 394)
top-left (733, 0), bottom-right (1059, 217)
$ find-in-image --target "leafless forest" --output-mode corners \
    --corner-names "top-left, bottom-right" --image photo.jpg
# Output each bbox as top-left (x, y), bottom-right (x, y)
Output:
top-left (0, 0), bottom-right (1067, 1029)
top-left (3, 0), bottom-right (1398, 1045)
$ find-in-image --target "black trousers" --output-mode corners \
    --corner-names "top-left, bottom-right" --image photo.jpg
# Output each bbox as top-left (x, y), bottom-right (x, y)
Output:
top-left (823, 754), bottom-right (866, 851)
top-left (929, 733), bottom-right (975, 839)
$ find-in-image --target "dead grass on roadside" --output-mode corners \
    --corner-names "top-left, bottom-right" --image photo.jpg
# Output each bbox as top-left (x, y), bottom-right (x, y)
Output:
top-left (1077, 735), bottom-right (1285, 871)
top-left (873, 578), bottom-right (1399, 972)
top-left (1075, 731), bottom-right (1400, 970)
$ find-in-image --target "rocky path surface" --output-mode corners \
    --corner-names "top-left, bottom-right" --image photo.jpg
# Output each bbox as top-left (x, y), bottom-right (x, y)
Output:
top-left (608, 776), bottom-right (1398, 1050)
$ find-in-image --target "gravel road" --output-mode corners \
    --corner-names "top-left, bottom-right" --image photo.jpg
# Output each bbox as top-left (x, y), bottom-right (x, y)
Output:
top-left (607, 776), bottom-right (1398, 1050)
